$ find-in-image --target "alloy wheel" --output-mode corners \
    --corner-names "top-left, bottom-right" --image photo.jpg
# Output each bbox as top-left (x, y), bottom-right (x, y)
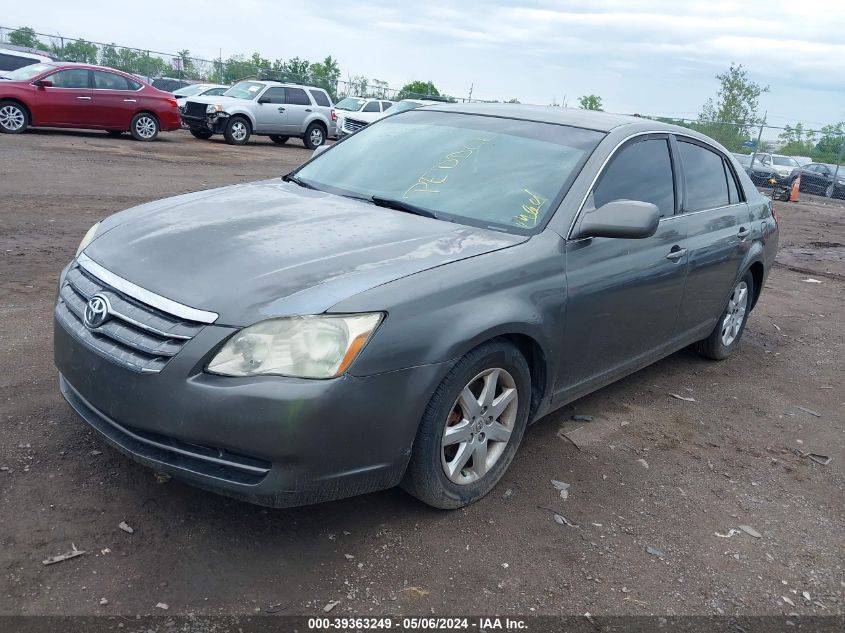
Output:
top-left (441, 368), bottom-right (518, 485)
top-left (826, 183), bottom-right (834, 198)
top-left (309, 127), bottom-right (324, 146)
top-left (135, 116), bottom-right (157, 139)
top-left (721, 280), bottom-right (748, 346)
top-left (0, 105), bottom-right (25, 131)
top-left (231, 121), bottom-right (248, 141)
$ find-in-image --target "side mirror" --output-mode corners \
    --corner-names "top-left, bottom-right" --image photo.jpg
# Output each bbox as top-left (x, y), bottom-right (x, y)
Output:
top-left (574, 200), bottom-right (660, 240)
top-left (35, 79), bottom-right (53, 88)
top-left (312, 144), bottom-right (330, 158)
top-left (258, 96), bottom-right (271, 104)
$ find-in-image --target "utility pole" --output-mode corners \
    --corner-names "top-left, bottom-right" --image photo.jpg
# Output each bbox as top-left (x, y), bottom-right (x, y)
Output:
top-left (467, 83), bottom-right (473, 103)
top-left (750, 111), bottom-right (767, 167)
top-left (833, 135), bottom-right (845, 183)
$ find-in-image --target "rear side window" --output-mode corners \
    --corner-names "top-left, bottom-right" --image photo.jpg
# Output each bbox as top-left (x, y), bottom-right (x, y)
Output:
top-left (93, 70), bottom-right (134, 91)
top-left (381, 101), bottom-right (393, 111)
top-left (724, 162), bottom-right (741, 204)
top-left (363, 101), bottom-right (380, 112)
top-left (308, 89), bottom-right (330, 107)
top-left (0, 53), bottom-right (39, 72)
top-left (285, 87), bottom-right (310, 105)
top-left (679, 141), bottom-right (730, 211)
top-left (46, 69), bottom-right (89, 89)
top-left (593, 138), bottom-right (675, 217)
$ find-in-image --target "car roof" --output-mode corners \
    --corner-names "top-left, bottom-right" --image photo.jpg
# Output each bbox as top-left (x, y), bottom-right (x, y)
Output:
top-left (424, 102), bottom-right (696, 134)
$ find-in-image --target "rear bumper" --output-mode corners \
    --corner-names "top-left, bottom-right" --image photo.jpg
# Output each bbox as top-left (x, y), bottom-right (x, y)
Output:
top-left (54, 314), bottom-right (453, 507)
top-left (158, 109), bottom-right (182, 132)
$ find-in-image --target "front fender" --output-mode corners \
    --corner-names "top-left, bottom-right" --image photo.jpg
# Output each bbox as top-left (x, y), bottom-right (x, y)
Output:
top-left (221, 107), bottom-right (256, 129)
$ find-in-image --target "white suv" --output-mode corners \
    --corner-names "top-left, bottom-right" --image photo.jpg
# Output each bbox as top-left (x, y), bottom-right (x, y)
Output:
top-left (334, 97), bottom-right (395, 137)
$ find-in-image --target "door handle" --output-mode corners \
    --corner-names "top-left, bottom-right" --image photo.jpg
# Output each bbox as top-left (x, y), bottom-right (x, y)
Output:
top-left (76, 96), bottom-right (92, 100)
top-left (737, 227), bottom-right (751, 240)
top-left (277, 107), bottom-right (285, 112)
top-left (666, 247), bottom-right (687, 261)
top-left (123, 99), bottom-right (137, 103)
top-left (305, 108), bottom-right (312, 112)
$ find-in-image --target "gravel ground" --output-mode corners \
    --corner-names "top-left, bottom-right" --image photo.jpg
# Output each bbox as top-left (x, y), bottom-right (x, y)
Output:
top-left (1, 129), bottom-right (843, 619)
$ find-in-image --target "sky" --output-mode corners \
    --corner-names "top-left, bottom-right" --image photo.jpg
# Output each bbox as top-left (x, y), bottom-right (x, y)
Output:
top-left (4, 0), bottom-right (845, 131)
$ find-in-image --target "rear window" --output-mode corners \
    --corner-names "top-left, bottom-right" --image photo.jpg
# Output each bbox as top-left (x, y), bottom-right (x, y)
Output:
top-left (679, 141), bottom-right (730, 211)
top-left (0, 53), bottom-right (41, 72)
top-left (308, 89), bottom-right (331, 107)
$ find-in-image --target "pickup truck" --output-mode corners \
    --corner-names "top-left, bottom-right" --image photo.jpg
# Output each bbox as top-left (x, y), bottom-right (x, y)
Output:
top-left (181, 80), bottom-right (335, 147)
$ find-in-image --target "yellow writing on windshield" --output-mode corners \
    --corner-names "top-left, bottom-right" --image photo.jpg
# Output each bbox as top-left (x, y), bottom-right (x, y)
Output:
top-left (514, 188), bottom-right (546, 228)
top-left (403, 137), bottom-right (494, 198)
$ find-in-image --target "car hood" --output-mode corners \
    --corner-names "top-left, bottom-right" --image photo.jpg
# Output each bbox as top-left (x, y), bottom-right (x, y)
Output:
top-left (183, 95), bottom-right (248, 107)
top-left (85, 180), bottom-right (526, 325)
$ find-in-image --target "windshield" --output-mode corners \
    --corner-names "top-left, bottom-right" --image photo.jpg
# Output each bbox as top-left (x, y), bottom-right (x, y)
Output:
top-left (732, 153), bottom-right (751, 166)
top-left (335, 97), bottom-right (366, 111)
top-left (384, 100), bottom-right (423, 115)
top-left (4, 63), bottom-right (54, 81)
top-left (295, 110), bottom-right (604, 234)
top-left (772, 156), bottom-right (798, 167)
top-left (173, 84), bottom-right (209, 97)
top-left (222, 81), bottom-right (264, 99)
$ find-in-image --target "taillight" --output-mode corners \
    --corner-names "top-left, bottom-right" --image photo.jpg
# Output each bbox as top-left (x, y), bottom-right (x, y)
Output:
top-left (331, 109), bottom-right (337, 122)
top-left (167, 98), bottom-right (178, 108)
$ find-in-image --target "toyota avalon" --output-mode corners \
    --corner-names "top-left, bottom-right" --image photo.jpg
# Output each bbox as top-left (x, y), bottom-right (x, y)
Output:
top-left (54, 104), bottom-right (778, 509)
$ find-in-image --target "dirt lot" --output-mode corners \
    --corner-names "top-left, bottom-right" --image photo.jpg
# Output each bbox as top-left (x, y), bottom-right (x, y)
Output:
top-left (1, 130), bottom-right (843, 620)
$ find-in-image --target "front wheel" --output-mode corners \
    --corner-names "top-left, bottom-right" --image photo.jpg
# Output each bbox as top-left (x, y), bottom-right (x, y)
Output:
top-left (694, 271), bottom-right (754, 360)
top-left (224, 116), bottom-right (250, 145)
top-left (825, 182), bottom-right (834, 198)
top-left (402, 341), bottom-right (531, 509)
top-left (190, 129), bottom-right (213, 140)
top-left (269, 135), bottom-right (289, 145)
top-left (130, 113), bottom-right (159, 141)
top-left (0, 101), bottom-right (29, 134)
top-left (303, 123), bottom-right (325, 149)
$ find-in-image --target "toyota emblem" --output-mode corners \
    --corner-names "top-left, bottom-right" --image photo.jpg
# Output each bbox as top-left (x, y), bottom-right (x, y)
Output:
top-left (84, 293), bottom-right (110, 329)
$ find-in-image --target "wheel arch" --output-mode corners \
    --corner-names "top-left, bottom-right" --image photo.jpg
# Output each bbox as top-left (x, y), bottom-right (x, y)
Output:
top-left (305, 117), bottom-right (328, 136)
top-left (0, 97), bottom-right (32, 123)
top-left (748, 260), bottom-right (765, 310)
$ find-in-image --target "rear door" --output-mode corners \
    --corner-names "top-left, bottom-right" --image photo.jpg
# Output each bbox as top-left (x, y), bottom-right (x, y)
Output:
top-left (253, 86), bottom-right (287, 133)
top-left (673, 137), bottom-right (750, 338)
top-left (91, 70), bottom-right (140, 129)
top-left (559, 134), bottom-right (688, 393)
top-left (36, 68), bottom-right (92, 126)
top-left (283, 86), bottom-right (312, 134)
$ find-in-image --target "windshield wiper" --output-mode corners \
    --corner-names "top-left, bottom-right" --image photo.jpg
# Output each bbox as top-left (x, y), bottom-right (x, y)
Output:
top-left (282, 174), bottom-right (316, 190)
top-left (370, 196), bottom-right (438, 219)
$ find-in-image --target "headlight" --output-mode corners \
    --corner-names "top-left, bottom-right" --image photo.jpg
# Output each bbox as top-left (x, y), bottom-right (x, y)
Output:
top-left (207, 313), bottom-right (384, 378)
top-left (206, 104), bottom-right (223, 114)
top-left (76, 221), bottom-right (101, 256)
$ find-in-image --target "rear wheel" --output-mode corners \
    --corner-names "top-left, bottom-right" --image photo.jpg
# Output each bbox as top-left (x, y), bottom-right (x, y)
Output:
top-left (130, 113), bottom-right (159, 141)
top-left (303, 123), bottom-right (325, 149)
top-left (402, 341), bottom-right (531, 509)
top-left (224, 116), bottom-right (250, 145)
top-left (269, 135), bottom-right (289, 145)
top-left (694, 271), bottom-right (754, 360)
top-left (0, 101), bottom-right (29, 134)
top-left (190, 129), bottom-right (213, 140)
top-left (825, 182), bottom-right (834, 198)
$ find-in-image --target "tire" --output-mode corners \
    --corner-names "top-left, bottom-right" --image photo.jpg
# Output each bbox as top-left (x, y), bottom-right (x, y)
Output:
top-left (190, 129), bottom-right (213, 140)
top-left (269, 135), bottom-right (289, 145)
top-left (0, 100), bottom-right (29, 134)
top-left (303, 122), bottom-right (325, 149)
top-left (130, 113), bottom-right (159, 141)
top-left (402, 340), bottom-right (531, 509)
top-left (694, 270), bottom-right (754, 360)
top-left (106, 130), bottom-right (124, 137)
top-left (825, 182), bottom-right (834, 198)
top-left (223, 116), bottom-right (250, 145)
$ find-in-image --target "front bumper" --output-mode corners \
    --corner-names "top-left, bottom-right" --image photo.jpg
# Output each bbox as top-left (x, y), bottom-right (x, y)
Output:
top-left (181, 113), bottom-right (229, 134)
top-left (54, 314), bottom-right (452, 507)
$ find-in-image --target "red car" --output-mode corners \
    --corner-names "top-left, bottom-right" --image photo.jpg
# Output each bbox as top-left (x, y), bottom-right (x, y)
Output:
top-left (0, 62), bottom-right (181, 141)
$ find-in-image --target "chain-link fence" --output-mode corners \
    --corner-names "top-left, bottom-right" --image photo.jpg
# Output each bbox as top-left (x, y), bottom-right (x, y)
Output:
top-left (0, 26), bottom-right (483, 104)
top-left (641, 115), bottom-right (845, 198)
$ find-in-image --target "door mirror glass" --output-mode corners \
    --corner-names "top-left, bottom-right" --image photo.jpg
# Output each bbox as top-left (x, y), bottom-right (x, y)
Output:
top-left (258, 96), bottom-right (271, 104)
top-left (575, 200), bottom-right (660, 240)
top-left (35, 79), bottom-right (52, 88)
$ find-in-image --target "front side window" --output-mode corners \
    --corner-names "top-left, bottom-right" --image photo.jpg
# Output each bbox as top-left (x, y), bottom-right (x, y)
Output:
top-left (335, 97), bottom-right (366, 111)
top-left (204, 87), bottom-right (227, 96)
top-left (285, 87), bottom-right (310, 105)
top-left (363, 101), bottom-right (380, 113)
top-left (223, 81), bottom-right (264, 99)
top-left (679, 141), bottom-right (730, 211)
top-left (260, 87), bottom-right (286, 104)
top-left (93, 70), bottom-right (134, 91)
top-left (772, 156), bottom-right (798, 167)
top-left (295, 110), bottom-right (604, 234)
top-left (46, 69), bottom-right (89, 89)
top-left (592, 138), bottom-right (675, 218)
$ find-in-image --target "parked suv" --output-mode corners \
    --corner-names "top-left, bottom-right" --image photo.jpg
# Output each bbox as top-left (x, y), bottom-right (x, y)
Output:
top-left (182, 80), bottom-right (334, 147)
top-left (334, 96), bottom-right (395, 137)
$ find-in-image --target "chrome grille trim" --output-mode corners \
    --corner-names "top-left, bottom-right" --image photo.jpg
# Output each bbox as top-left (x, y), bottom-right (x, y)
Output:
top-left (77, 253), bottom-right (218, 324)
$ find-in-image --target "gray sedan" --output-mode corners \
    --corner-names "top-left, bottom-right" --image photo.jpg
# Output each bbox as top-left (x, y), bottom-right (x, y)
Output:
top-left (54, 104), bottom-right (779, 509)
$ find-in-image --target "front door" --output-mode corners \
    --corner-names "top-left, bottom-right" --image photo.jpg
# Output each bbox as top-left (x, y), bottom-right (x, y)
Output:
top-left (253, 87), bottom-right (287, 133)
top-left (558, 135), bottom-right (688, 396)
top-left (35, 68), bottom-right (92, 126)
